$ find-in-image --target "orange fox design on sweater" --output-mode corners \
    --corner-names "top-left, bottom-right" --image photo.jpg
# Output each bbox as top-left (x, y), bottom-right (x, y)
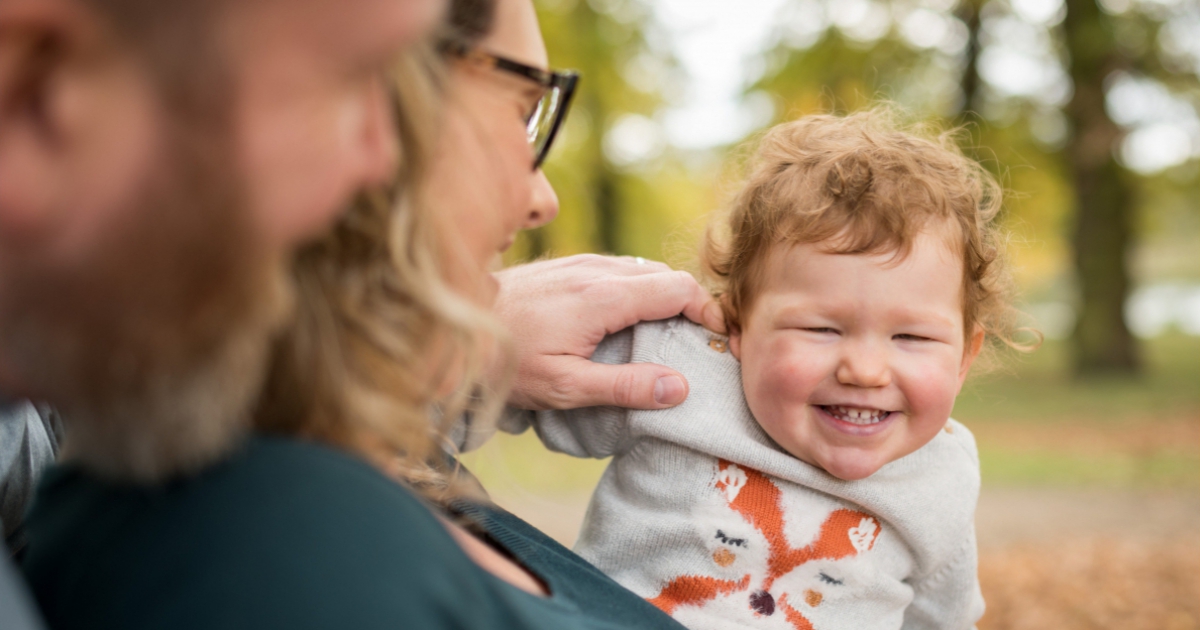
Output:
top-left (647, 460), bottom-right (881, 630)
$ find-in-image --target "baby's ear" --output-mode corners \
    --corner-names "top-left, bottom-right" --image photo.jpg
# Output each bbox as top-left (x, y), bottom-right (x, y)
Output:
top-left (958, 326), bottom-right (985, 382)
top-left (728, 326), bottom-right (742, 360)
top-left (716, 294), bottom-right (742, 358)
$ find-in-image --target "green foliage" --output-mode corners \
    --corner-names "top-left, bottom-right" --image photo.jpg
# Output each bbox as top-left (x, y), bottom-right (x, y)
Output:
top-left (752, 0), bottom-right (1199, 299)
top-left (955, 334), bottom-right (1199, 423)
top-left (505, 0), bottom-right (687, 261)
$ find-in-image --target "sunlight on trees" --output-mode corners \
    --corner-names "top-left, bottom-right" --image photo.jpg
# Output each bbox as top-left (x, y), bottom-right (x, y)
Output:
top-left (519, 0), bottom-right (1200, 377)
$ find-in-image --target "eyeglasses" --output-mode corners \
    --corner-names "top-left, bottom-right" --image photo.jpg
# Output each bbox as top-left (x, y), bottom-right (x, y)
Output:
top-left (440, 39), bottom-right (580, 170)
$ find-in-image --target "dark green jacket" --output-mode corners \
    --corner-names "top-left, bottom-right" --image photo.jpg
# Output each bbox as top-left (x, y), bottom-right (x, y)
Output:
top-left (22, 436), bottom-right (684, 630)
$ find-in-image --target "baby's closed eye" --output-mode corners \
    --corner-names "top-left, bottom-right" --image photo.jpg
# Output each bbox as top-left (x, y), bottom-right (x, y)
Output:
top-left (892, 333), bottom-right (932, 342)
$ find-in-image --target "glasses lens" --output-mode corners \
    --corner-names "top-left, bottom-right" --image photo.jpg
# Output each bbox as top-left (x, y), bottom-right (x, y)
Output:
top-left (527, 86), bottom-right (562, 159)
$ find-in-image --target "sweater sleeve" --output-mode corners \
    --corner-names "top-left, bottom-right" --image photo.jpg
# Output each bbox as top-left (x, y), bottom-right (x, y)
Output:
top-left (901, 529), bottom-right (985, 630)
top-left (499, 327), bottom-right (636, 459)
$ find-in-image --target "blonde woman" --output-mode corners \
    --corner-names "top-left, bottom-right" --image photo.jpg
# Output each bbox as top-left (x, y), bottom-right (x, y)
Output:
top-left (19, 0), bottom-right (720, 629)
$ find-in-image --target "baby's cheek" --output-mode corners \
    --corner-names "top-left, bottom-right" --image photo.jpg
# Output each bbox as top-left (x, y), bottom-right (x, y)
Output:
top-left (896, 356), bottom-right (960, 419)
top-left (755, 355), bottom-right (816, 405)
top-left (749, 356), bottom-right (820, 444)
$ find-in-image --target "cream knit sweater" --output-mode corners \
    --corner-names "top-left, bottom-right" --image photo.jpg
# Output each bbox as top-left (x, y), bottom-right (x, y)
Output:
top-left (501, 318), bottom-right (984, 630)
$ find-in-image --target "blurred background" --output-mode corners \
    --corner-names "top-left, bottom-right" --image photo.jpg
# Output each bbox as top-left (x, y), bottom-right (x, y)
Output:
top-left (466, 0), bottom-right (1200, 627)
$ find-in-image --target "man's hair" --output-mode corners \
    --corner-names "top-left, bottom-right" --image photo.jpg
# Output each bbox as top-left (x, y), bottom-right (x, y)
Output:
top-left (702, 107), bottom-right (1030, 354)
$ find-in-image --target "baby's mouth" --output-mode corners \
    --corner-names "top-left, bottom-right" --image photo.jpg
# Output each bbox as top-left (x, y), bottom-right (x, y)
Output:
top-left (819, 405), bottom-right (893, 425)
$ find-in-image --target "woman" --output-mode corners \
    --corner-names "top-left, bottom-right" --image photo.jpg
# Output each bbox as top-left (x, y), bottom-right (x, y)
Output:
top-left (247, 0), bottom-right (696, 625)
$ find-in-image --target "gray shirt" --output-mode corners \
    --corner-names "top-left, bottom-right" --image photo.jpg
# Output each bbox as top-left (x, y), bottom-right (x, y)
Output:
top-left (504, 318), bottom-right (984, 630)
top-left (1, 399), bottom-right (56, 630)
top-left (1, 400), bottom-right (62, 550)
top-left (1, 542), bottom-right (45, 630)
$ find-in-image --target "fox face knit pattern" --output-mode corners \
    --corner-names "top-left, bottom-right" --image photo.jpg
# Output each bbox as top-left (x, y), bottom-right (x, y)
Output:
top-left (502, 318), bottom-right (984, 630)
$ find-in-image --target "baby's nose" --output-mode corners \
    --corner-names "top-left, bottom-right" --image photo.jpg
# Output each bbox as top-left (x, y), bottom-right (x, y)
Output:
top-left (835, 346), bottom-right (891, 388)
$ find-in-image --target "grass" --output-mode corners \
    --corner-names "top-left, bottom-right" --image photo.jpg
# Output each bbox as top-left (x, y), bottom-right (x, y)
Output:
top-left (954, 333), bottom-right (1200, 424)
top-left (955, 333), bottom-right (1200, 488)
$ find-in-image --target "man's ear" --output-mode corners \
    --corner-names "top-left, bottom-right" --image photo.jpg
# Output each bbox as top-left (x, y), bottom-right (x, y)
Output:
top-left (0, 0), bottom-right (96, 236)
top-left (957, 326), bottom-right (985, 385)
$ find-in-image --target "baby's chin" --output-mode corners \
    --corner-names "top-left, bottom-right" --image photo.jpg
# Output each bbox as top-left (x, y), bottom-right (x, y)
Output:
top-left (800, 448), bottom-right (890, 481)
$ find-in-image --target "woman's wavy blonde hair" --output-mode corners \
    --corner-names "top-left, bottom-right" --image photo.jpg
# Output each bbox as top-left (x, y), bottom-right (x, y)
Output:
top-left (702, 107), bottom-right (1037, 360)
top-left (254, 33), bottom-right (510, 502)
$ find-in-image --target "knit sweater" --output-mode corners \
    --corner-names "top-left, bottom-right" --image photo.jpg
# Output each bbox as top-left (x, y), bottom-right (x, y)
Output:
top-left (502, 317), bottom-right (984, 630)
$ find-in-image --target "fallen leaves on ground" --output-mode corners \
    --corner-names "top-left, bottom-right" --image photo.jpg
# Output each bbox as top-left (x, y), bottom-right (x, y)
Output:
top-left (980, 537), bottom-right (1200, 630)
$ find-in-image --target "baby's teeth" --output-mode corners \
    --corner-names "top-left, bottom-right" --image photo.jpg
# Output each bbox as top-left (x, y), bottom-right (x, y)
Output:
top-left (827, 405), bottom-right (887, 424)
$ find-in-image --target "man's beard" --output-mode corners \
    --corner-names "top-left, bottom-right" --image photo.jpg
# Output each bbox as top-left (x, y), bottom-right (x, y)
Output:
top-left (0, 117), bottom-right (292, 482)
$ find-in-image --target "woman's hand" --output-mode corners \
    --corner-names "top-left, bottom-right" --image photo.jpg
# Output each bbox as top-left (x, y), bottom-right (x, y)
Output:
top-left (495, 254), bottom-right (725, 411)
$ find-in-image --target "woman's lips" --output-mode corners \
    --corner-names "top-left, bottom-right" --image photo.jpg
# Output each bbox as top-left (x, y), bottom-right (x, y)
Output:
top-left (814, 404), bottom-right (898, 437)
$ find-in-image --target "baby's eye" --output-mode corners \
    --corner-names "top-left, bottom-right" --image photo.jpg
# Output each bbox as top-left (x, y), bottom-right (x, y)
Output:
top-left (804, 327), bottom-right (839, 335)
top-left (893, 333), bottom-right (931, 342)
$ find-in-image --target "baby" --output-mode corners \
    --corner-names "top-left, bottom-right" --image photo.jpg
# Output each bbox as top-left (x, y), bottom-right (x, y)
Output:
top-left (502, 109), bottom-right (1023, 630)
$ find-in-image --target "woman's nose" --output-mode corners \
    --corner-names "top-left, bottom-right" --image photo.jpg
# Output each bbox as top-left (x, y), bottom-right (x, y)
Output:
top-left (525, 169), bottom-right (560, 229)
top-left (835, 342), bottom-right (891, 388)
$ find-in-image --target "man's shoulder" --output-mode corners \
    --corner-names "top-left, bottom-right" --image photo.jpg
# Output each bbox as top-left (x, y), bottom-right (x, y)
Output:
top-left (30, 435), bottom-right (439, 531)
top-left (23, 436), bottom-right (482, 630)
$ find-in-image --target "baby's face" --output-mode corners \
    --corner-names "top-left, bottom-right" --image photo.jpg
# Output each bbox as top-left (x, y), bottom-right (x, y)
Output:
top-left (730, 227), bottom-right (983, 481)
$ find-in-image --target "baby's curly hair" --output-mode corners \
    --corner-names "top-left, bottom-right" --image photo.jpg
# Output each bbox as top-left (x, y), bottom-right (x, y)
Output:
top-left (702, 107), bottom-right (1031, 355)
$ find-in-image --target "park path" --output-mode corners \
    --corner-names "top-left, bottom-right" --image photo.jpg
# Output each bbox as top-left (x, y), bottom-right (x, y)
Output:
top-left (976, 486), bottom-right (1200, 548)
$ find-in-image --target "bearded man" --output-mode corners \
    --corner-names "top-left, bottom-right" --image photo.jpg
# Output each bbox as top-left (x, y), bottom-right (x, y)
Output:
top-left (0, 2), bottom-right (440, 627)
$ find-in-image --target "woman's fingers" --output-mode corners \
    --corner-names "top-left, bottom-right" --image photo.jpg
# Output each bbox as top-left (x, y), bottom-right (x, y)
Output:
top-left (602, 270), bottom-right (726, 335)
top-left (511, 356), bottom-right (689, 411)
top-left (494, 254), bottom-right (722, 411)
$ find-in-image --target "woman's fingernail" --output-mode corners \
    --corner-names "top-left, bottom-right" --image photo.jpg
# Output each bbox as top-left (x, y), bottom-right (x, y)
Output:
top-left (654, 375), bottom-right (686, 405)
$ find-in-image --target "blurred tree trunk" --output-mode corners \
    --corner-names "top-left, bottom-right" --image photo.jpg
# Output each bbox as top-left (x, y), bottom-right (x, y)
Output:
top-left (1062, 0), bottom-right (1139, 376)
top-left (956, 0), bottom-right (983, 121)
top-left (955, 0), bottom-right (986, 169)
top-left (595, 169), bottom-right (620, 254)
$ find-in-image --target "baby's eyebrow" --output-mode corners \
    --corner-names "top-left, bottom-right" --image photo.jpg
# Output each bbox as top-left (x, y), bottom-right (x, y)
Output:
top-left (888, 306), bottom-right (958, 330)
top-left (768, 303), bottom-right (959, 331)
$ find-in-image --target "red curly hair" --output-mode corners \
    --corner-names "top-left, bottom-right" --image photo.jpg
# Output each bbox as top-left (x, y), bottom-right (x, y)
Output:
top-left (702, 107), bottom-right (1031, 353)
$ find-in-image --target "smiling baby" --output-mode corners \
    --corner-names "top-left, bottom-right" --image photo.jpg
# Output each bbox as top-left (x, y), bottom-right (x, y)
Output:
top-left (502, 108), bottom-right (1027, 630)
